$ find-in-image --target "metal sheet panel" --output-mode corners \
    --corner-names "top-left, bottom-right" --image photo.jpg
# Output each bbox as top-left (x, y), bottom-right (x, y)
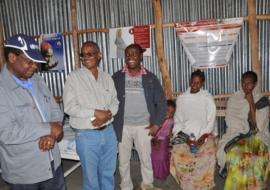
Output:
top-left (0, 0), bottom-right (269, 135)
top-left (1, 0), bottom-right (269, 95)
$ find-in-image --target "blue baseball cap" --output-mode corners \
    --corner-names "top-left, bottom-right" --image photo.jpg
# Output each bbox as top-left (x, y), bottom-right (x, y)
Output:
top-left (4, 34), bottom-right (46, 63)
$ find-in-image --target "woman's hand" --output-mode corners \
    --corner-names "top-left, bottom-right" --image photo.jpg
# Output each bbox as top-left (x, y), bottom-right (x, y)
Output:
top-left (197, 133), bottom-right (210, 147)
top-left (245, 93), bottom-right (257, 129)
top-left (245, 93), bottom-right (255, 105)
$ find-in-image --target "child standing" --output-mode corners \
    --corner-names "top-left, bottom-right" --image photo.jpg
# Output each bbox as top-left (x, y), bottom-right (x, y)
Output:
top-left (151, 100), bottom-right (176, 180)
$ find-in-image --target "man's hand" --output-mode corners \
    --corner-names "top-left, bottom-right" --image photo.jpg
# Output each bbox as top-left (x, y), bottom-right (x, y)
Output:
top-left (92, 109), bottom-right (112, 127)
top-left (39, 135), bottom-right (56, 151)
top-left (49, 122), bottom-right (63, 141)
top-left (145, 124), bottom-right (160, 136)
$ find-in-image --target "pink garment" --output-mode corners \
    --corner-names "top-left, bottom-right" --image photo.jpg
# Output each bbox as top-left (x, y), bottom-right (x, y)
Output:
top-left (151, 118), bottom-right (174, 180)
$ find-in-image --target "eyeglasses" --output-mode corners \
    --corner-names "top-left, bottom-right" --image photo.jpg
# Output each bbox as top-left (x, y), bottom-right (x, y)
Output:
top-left (79, 52), bottom-right (99, 58)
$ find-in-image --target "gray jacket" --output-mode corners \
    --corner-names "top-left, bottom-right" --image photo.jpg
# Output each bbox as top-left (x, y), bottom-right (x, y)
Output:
top-left (0, 65), bottom-right (63, 184)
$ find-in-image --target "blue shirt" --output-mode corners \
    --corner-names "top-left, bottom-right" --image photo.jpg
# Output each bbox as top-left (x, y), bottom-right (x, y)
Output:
top-left (12, 76), bottom-right (48, 121)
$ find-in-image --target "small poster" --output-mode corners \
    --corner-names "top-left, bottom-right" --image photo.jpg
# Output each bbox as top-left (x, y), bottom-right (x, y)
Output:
top-left (175, 18), bottom-right (243, 68)
top-left (39, 33), bottom-right (65, 71)
top-left (109, 25), bottom-right (151, 58)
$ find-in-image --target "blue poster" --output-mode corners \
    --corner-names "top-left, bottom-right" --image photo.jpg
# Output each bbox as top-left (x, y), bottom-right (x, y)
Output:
top-left (40, 33), bottom-right (65, 72)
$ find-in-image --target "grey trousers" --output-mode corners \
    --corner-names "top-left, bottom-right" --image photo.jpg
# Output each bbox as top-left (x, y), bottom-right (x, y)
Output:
top-left (9, 162), bottom-right (65, 190)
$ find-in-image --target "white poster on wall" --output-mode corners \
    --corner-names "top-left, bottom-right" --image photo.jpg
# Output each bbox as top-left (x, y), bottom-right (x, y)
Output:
top-left (175, 18), bottom-right (243, 68)
top-left (109, 25), bottom-right (151, 58)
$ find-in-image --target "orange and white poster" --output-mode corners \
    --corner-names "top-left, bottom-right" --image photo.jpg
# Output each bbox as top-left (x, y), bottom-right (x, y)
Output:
top-left (175, 18), bottom-right (243, 68)
top-left (109, 25), bottom-right (151, 58)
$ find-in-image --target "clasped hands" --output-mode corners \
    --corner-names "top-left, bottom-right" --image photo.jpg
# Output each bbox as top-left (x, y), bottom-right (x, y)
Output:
top-left (39, 122), bottom-right (63, 151)
top-left (187, 133), bottom-right (212, 147)
top-left (92, 109), bottom-right (112, 128)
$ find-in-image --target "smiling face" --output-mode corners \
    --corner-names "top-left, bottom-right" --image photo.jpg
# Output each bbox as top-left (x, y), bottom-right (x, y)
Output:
top-left (7, 52), bottom-right (38, 80)
top-left (190, 75), bottom-right (204, 94)
top-left (125, 46), bottom-right (142, 70)
top-left (80, 43), bottom-right (101, 71)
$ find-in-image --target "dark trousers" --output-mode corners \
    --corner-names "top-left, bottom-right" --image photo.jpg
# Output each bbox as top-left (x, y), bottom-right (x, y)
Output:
top-left (9, 162), bottom-right (65, 190)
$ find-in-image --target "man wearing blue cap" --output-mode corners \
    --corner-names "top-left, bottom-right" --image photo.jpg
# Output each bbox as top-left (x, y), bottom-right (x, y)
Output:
top-left (0, 34), bottom-right (65, 190)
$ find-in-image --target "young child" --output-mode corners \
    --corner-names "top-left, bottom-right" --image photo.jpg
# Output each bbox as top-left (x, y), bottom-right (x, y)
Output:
top-left (151, 100), bottom-right (176, 180)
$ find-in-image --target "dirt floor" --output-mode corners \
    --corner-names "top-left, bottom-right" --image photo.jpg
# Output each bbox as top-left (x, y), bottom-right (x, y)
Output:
top-left (1, 158), bottom-right (270, 189)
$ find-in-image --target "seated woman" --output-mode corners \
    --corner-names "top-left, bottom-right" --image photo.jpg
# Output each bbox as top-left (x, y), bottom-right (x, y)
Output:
top-left (217, 71), bottom-right (270, 190)
top-left (170, 70), bottom-right (217, 190)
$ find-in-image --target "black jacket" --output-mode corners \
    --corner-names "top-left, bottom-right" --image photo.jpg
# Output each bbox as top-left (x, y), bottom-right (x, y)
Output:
top-left (112, 69), bottom-right (167, 142)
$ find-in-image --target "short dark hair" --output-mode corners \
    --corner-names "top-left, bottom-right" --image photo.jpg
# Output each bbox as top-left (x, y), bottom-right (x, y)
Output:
top-left (191, 69), bottom-right (205, 82)
top-left (125, 44), bottom-right (146, 54)
top-left (4, 47), bottom-right (23, 61)
top-left (241, 71), bottom-right (257, 83)
top-left (167, 99), bottom-right (176, 109)
top-left (81, 41), bottom-right (100, 52)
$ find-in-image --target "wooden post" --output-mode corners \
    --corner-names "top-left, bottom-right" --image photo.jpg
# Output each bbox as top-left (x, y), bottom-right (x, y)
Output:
top-left (152, 0), bottom-right (174, 99)
top-left (248, 0), bottom-right (261, 89)
top-left (0, 17), bottom-right (4, 70)
top-left (71, 0), bottom-right (80, 69)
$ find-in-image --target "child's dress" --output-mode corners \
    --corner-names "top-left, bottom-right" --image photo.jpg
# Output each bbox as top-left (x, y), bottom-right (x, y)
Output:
top-left (151, 118), bottom-right (174, 180)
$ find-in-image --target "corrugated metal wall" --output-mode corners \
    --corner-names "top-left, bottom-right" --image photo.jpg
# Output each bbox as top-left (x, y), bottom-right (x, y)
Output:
top-left (258, 0), bottom-right (270, 91)
top-left (1, 0), bottom-right (269, 95)
top-left (0, 0), bottom-right (269, 135)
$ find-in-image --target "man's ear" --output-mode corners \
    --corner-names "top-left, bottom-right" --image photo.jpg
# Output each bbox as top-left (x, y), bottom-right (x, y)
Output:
top-left (8, 52), bottom-right (17, 63)
top-left (140, 54), bottom-right (143, 61)
top-left (98, 52), bottom-right (102, 61)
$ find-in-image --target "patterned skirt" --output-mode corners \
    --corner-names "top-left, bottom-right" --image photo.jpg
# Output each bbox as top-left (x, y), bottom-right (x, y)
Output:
top-left (224, 135), bottom-right (270, 190)
top-left (170, 137), bottom-right (216, 190)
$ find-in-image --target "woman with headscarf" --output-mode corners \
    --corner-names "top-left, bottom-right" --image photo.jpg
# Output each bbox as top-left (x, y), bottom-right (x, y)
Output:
top-left (170, 70), bottom-right (217, 190)
top-left (217, 71), bottom-right (270, 190)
